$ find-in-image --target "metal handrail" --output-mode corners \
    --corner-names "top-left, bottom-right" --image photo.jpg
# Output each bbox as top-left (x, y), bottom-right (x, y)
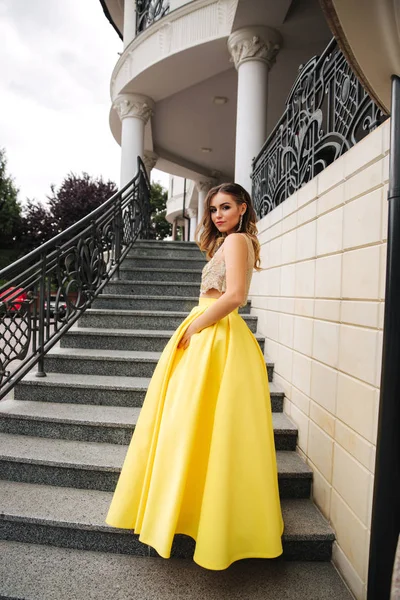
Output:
top-left (0, 157), bottom-right (152, 400)
top-left (251, 38), bottom-right (387, 218)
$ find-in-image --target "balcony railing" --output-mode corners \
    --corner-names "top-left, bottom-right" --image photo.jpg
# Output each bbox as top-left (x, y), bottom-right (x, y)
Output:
top-left (251, 38), bottom-right (387, 219)
top-left (0, 158), bottom-right (151, 400)
top-left (136, 0), bottom-right (170, 35)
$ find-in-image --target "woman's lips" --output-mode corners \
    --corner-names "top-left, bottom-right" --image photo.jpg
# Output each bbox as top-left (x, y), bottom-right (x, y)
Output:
top-left (216, 221), bottom-right (224, 225)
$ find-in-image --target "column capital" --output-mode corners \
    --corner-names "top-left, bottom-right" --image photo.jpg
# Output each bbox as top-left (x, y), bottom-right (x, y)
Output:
top-left (227, 26), bottom-right (282, 70)
top-left (113, 93), bottom-right (155, 123)
top-left (186, 208), bottom-right (197, 219)
top-left (195, 178), bottom-right (216, 194)
top-left (143, 151), bottom-right (158, 175)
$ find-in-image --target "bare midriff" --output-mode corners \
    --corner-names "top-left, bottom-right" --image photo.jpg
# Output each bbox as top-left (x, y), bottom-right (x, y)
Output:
top-left (199, 289), bottom-right (225, 300)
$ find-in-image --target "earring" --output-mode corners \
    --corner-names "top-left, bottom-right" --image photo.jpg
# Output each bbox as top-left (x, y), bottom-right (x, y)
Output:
top-left (236, 214), bottom-right (243, 232)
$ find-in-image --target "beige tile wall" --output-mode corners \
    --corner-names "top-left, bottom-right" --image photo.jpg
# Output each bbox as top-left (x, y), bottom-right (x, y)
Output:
top-left (251, 119), bottom-right (390, 600)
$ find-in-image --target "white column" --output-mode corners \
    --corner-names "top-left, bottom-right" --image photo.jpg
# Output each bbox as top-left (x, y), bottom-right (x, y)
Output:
top-left (113, 93), bottom-right (154, 188)
top-left (228, 27), bottom-right (281, 193)
top-left (187, 208), bottom-right (197, 241)
top-left (195, 179), bottom-right (216, 226)
top-left (123, 0), bottom-right (137, 49)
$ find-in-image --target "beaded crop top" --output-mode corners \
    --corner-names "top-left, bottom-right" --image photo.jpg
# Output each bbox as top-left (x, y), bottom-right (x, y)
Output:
top-left (199, 233), bottom-right (255, 308)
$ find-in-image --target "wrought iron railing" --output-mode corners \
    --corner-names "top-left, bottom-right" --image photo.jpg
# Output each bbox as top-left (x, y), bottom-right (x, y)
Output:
top-left (0, 157), bottom-right (151, 400)
top-left (251, 38), bottom-right (387, 218)
top-left (136, 0), bottom-right (170, 34)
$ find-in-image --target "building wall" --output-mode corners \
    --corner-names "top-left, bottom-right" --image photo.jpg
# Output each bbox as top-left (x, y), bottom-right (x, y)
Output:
top-left (250, 119), bottom-right (390, 600)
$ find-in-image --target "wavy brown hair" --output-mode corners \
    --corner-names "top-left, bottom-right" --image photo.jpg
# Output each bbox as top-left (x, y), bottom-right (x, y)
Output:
top-left (194, 183), bottom-right (262, 271)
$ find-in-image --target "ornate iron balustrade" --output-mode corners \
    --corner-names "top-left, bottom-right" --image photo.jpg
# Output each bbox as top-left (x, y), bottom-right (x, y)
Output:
top-left (0, 158), bottom-right (151, 400)
top-left (136, 0), bottom-right (170, 34)
top-left (251, 38), bottom-right (387, 219)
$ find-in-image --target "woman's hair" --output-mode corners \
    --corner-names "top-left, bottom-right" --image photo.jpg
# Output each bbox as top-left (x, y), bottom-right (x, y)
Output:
top-left (194, 182), bottom-right (262, 271)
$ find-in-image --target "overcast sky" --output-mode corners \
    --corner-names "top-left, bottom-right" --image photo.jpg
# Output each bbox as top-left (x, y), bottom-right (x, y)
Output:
top-left (0, 0), bottom-right (168, 206)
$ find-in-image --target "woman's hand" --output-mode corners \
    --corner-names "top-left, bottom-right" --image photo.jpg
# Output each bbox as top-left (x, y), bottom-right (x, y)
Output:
top-left (177, 321), bottom-right (200, 350)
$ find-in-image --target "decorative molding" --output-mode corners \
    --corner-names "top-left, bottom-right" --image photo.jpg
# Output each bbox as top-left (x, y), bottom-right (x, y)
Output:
top-left (196, 179), bottom-right (216, 193)
top-left (228, 26), bottom-right (282, 70)
top-left (143, 151), bottom-right (158, 173)
top-left (113, 93), bottom-right (155, 123)
top-left (186, 208), bottom-right (197, 218)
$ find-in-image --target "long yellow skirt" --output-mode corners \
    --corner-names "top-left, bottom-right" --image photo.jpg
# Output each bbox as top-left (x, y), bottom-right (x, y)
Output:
top-left (105, 297), bottom-right (284, 570)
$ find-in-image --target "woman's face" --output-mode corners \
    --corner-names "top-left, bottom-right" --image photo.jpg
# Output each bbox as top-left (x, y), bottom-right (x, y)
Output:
top-left (209, 192), bottom-right (246, 235)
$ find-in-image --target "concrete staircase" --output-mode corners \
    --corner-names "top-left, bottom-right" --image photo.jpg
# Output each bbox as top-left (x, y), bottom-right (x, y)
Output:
top-left (0, 240), bottom-right (353, 599)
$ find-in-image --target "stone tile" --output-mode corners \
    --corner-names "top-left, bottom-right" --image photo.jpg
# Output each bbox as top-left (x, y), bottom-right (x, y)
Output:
top-left (344, 159), bottom-right (383, 202)
top-left (374, 330), bottom-right (383, 388)
top-left (308, 421), bottom-right (334, 482)
top-left (266, 310), bottom-right (279, 342)
top-left (330, 490), bottom-right (369, 581)
top-left (276, 343), bottom-right (293, 382)
top-left (382, 119), bottom-right (390, 153)
top-left (342, 246), bottom-right (381, 300)
top-left (295, 260), bottom-right (315, 297)
top-left (310, 360), bottom-right (338, 414)
top-left (317, 184), bottom-right (345, 216)
top-left (338, 325), bottom-right (378, 386)
top-left (281, 211), bottom-right (297, 235)
top-left (269, 236), bottom-right (282, 268)
top-left (315, 254), bottom-right (342, 298)
top-left (336, 373), bottom-right (378, 442)
top-left (266, 266), bottom-right (281, 296)
top-left (290, 387), bottom-right (310, 415)
top-left (333, 542), bottom-right (366, 600)
top-left (278, 313), bottom-right (294, 348)
top-left (310, 401), bottom-right (335, 437)
top-left (343, 126), bottom-right (384, 178)
top-left (383, 154), bottom-right (389, 183)
top-left (282, 191), bottom-right (298, 217)
top-left (316, 208), bottom-right (343, 256)
top-left (290, 404), bottom-right (309, 454)
top-left (298, 177), bottom-right (318, 208)
top-left (294, 298), bottom-right (314, 317)
top-left (293, 316), bottom-right (313, 356)
top-left (381, 183), bottom-right (388, 241)
top-left (332, 443), bottom-right (371, 526)
top-left (340, 301), bottom-right (379, 328)
top-left (281, 229), bottom-right (297, 264)
top-left (309, 461), bottom-right (332, 519)
top-left (268, 203), bottom-right (283, 226)
top-left (297, 201), bottom-right (317, 226)
top-left (343, 188), bottom-right (383, 250)
top-left (314, 300), bottom-right (341, 322)
top-left (279, 297), bottom-right (295, 314)
top-left (292, 352), bottom-right (312, 396)
top-left (296, 221), bottom-right (317, 261)
top-left (280, 264), bottom-right (296, 297)
top-left (379, 242), bottom-right (387, 300)
top-left (273, 372), bottom-right (292, 401)
top-left (312, 320), bottom-right (340, 368)
top-left (317, 156), bottom-right (346, 196)
top-left (335, 420), bottom-right (374, 472)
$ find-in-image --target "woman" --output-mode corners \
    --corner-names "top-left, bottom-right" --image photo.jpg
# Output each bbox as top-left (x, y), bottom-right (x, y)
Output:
top-left (105, 182), bottom-right (284, 570)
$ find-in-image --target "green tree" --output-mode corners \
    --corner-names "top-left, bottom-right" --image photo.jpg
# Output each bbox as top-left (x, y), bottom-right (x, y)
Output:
top-left (0, 148), bottom-right (21, 249)
top-left (150, 182), bottom-right (171, 240)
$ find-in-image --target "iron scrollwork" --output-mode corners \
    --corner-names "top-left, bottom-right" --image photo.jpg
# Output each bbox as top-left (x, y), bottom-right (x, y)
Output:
top-left (0, 157), bottom-right (152, 399)
top-left (136, 0), bottom-right (170, 35)
top-left (251, 38), bottom-right (387, 219)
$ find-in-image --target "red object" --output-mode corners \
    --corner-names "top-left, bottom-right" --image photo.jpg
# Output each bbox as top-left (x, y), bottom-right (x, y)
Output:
top-left (0, 287), bottom-right (27, 311)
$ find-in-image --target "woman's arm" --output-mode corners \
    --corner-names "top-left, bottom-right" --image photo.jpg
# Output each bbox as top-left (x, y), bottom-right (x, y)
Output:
top-left (190, 232), bottom-right (249, 332)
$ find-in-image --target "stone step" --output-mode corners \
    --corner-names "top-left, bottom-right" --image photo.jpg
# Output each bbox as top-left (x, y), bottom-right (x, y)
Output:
top-left (0, 433), bottom-right (312, 498)
top-left (93, 294), bottom-right (252, 314)
top-left (119, 267), bottom-right (202, 283)
top-left (61, 326), bottom-right (266, 355)
top-left (103, 280), bottom-right (202, 296)
top-left (43, 347), bottom-right (274, 382)
top-left (129, 240), bottom-right (199, 249)
top-left (0, 540), bottom-right (354, 600)
top-left (0, 480), bottom-right (335, 561)
top-left (79, 309), bottom-right (259, 333)
top-left (0, 399), bottom-right (295, 448)
top-left (122, 256), bottom-right (206, 270)
top-left (15, 372), bottom-right (283, 411)
top-left (128, 245), bottom-right (203, 258)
